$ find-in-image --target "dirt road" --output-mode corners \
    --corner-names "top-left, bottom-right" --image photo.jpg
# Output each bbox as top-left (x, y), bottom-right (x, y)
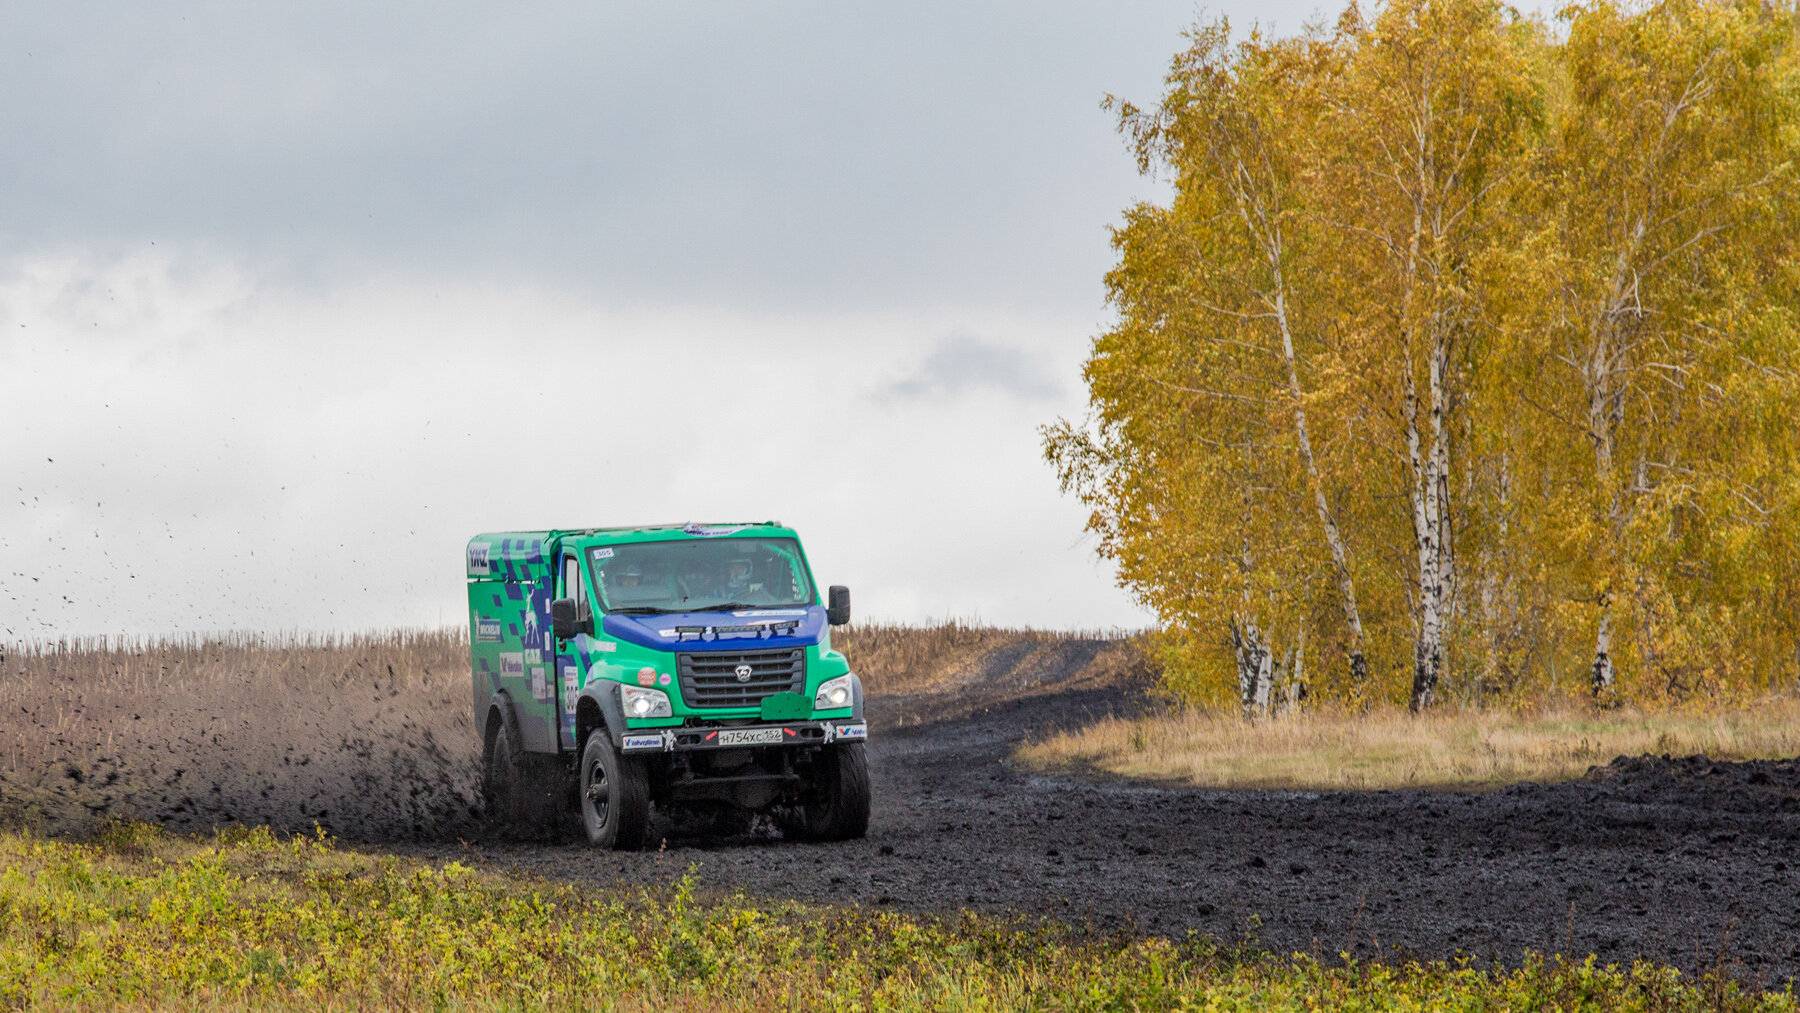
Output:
top-left (444, 644), bottom-right (1800, 985)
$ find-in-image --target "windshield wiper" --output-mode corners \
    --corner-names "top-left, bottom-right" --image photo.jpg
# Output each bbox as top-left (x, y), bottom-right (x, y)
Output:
top-left (608, 606), bottom-right (672, 615)
top-left (691, 602), bottom-right (761, 612)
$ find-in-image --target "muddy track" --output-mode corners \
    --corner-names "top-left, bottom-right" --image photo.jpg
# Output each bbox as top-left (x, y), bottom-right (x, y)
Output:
top-left (421, 649), bottom-right (1800, 986)
top-left (8, 633), bottom-right (1799, 982)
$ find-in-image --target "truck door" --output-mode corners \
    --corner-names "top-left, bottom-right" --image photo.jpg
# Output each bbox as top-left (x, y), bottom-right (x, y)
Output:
top-left (467, 536), bottom-right (560, 755)
top-left (512, 561), bottom-right (561, 754)
top-left (555, 551), bottom-right (588, 751)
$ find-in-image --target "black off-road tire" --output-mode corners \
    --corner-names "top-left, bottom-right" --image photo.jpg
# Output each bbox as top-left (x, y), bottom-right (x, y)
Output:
top-left (579, 730), bottom-right (651, 850)
top-left (484, 709), bottom-right (561, 833)
top-left (781, 742), bottom-right (870, 842)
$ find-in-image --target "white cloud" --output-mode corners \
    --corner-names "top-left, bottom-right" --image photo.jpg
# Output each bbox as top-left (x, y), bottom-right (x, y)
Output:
top-left (0, 250), bottom-right (1148, 640)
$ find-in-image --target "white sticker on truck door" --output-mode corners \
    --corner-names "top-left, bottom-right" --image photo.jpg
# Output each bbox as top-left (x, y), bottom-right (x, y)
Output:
top-left (499, 653), bottom-right (524, 679)
top-left (467, 542), bottom-right (491, 576)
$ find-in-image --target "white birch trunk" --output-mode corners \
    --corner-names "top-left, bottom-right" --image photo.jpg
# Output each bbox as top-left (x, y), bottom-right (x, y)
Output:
top-left (1591, 599), bottom-right (1616, 696)
top-left (1277, 624), bottom-right (1306, 716)
top-left (1405, 348), bottom-right (1448, 713)
top-left (1583, 223), bottom-right (1639, 698)
top-left (1272, 284), bottom-right (1370, 687)
top-left (1231, 616), bottom-right (1273, 720)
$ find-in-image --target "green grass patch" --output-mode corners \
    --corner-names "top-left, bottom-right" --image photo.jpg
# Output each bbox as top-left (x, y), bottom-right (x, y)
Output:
top-left (0, 822), bottom-right (1789, 1011)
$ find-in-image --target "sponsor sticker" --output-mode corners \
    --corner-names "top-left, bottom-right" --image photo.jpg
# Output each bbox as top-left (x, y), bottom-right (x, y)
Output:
top-left (718, 727), bottom-right (784, 747)
top-left (622, 734), bottom-right (663, 751)
top-left (592, 547), bottom-right (614, 559)
top-left (530, 667), bottom-right (548, 701)
top-left (525, 649), bottom-right (542, 665)
top-left (562, 665), bottom-right (579, 715)
top-left (591, 639), bottom-right (617, 653)
top-left (658, 672), bottom-right (672, 687)
top-left (475, 616), bottom-right (502, 643)
top-left (636, 670), bottom-right (656, 687)
top-left (835, 723), bottom-right (868, 741)
top-left (499, 653), bottom-right (525, 679)
top-left (681, 523), bottom-right (750, 538)
top-left (467, 542), bottom-right (491, 576)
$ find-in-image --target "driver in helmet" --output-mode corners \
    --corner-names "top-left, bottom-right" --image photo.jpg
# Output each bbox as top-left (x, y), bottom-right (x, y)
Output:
top-left (611, 563), bottom-right (643, 589)
top-left (723, 559), bottom-right (755, 596)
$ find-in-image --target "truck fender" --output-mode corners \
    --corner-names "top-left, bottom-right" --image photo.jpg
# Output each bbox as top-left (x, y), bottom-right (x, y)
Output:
top-left (574, 681), bottom-right (627, 749)
top-left (483, 689), bottom-right (524, 765)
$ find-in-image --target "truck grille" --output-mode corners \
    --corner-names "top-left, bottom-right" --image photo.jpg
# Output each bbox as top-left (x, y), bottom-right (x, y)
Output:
top-left (677, 648), bottom-right (805, 709)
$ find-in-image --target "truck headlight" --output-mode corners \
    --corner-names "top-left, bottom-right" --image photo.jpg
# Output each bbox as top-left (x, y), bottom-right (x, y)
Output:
top-left (621, 684), bottom-right (672, 719)
top-left (814, 675), bottom-right (853, 710)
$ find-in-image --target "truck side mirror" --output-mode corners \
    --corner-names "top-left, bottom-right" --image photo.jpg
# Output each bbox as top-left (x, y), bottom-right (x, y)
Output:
top-left (551, 598), bottom-right (582, 640)
top-left (826, 585), bottom-right (851, 626)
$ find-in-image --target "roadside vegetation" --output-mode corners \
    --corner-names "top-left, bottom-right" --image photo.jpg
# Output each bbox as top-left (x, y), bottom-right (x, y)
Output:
top-left (1020, 697), bottom-right (1800, 791)
top-left (0, 822), bottom-right (1790, 1011)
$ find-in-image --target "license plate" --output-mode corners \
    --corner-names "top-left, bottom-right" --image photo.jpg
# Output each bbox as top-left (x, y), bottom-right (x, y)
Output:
top-left (717, 727), bottom-right (783, 746)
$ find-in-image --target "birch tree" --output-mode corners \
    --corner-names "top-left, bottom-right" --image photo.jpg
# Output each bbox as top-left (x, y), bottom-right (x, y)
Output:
top-left (1319, 0), bottom-right (1544, 710)
top-left (1053, 0), bottom-right (1800, 712)
top-left (1539, 0), bottom-right (1800, 697)
top-left (1106, 21), bottom-right (1375, 692)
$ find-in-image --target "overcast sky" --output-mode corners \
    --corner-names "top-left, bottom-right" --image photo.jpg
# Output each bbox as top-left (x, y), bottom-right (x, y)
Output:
top-left (1, 1), bottom-right (1341, 642)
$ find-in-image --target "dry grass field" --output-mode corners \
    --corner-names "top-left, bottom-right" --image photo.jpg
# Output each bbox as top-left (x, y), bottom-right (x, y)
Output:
top-left (0, 622), bottom-right (1142, 837)
top-left (1018, 699), bottom-right (1800, 791)
top-left (0, 630), bottom-right (479, 838)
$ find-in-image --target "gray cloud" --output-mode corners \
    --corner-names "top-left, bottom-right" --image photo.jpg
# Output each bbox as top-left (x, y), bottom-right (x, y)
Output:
top-left (0, 1), bottom-right (1326, 314)
top-left (3, 0), bottom-right (1368, 639)
top-left (879, 333), bottom-right (1065, 403)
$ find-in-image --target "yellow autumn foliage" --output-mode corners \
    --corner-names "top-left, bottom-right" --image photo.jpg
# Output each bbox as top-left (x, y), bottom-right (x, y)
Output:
top-left (1049, 0), bottom-right (1800, 711)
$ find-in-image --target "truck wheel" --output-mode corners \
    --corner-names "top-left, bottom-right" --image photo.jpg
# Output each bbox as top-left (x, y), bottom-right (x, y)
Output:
top-left (485, 711), bottom-right (550, 829)
top-left (579, 730), bottom-right (651, 850)
top-left (783, 743), bottom-right (870, 842)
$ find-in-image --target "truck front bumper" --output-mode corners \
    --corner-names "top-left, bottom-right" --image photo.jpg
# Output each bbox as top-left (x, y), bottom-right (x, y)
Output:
top-left (619, 720), bottom-right (867, 754)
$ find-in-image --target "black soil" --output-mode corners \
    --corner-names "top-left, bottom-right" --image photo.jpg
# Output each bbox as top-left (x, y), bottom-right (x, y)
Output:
top-left (440, 668), bottom-right (1800, 984)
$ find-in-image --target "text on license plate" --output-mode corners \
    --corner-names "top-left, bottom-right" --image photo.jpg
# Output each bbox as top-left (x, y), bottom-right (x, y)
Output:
top-left (718, 727), bottom-right (784, 746)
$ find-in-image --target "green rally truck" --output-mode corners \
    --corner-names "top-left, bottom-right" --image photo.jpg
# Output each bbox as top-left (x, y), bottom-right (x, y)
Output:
top-left (466, 521), bottom-right (869, 849)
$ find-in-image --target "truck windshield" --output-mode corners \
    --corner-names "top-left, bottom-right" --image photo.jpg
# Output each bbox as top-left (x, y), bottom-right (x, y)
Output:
top-left (589, 538), bottom-right (815, 614)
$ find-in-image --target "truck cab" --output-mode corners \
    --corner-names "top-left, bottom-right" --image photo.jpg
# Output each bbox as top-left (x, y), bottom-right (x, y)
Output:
top-left (466, 521), bottom-right (869, 848)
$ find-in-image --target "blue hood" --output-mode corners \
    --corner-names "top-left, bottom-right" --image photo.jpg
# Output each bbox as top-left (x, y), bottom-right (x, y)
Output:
top-left (602, 605), bottom-right (827, 652)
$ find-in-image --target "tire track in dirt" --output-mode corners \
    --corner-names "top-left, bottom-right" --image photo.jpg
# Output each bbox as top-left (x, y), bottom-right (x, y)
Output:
top-left (444, 672), bottom-right (1800, 985)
